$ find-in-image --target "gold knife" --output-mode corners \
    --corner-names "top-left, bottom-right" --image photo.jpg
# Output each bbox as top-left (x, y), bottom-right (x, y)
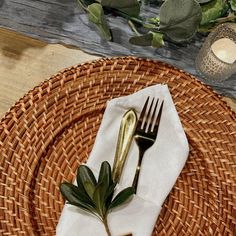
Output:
top-left (112, 109), bottom-right (137, 183)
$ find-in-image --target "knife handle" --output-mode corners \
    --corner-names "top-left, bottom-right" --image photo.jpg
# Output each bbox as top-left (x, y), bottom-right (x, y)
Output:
top-left (112, 109), bottom-right (137, 183)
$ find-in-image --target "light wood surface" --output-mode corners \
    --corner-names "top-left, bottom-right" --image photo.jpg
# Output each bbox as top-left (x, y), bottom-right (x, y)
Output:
top-left (0, 27), bottom-right (235, 119)
top-left (0, 28), bottom-right (99, 118)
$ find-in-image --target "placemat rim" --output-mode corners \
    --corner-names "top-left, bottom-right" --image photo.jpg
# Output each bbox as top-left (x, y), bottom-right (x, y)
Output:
top-left (0, 56), bottom-right (235, 236)
top-left (1, 56), bottom-right (235, 124)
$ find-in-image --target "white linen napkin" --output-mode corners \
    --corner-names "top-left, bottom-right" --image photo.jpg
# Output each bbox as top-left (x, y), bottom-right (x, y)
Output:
top-left (56, 84), bottom-right (189, 236)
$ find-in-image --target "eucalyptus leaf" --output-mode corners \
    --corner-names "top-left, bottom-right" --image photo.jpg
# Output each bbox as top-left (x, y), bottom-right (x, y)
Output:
top-left (76, 0), bottom-right (236, 51)
top-left (144, 0), bottom-right (164, 3)
top-left (200, 0), bottom-right (225, 25)
top-left (221, 2), bottom-right (231, 17)
top-left (101, 0), bottom-right (140, 17)
top-left (151, 32), bottom-right (164, 47)
top-left (109, 187), bottom-right (134, 210)
top-left (147, 17), bottom-right (160, 25)
top-left (197, 0), bottom-right (213, 3)
top-left (229, 0), bottom-right (236, 11)
top-left (77, 0), bottom-right (96, 7)
top-left (159, 0), bottom-right (202, 42)
top-left (129, 33), bottom-right (153, 46)
top-left (88, 3), bottom-right (112, 40)
top-left (129, 31), bottom-right (164, 48)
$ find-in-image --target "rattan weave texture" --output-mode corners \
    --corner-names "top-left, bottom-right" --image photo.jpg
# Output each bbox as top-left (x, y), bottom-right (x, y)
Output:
top-left (0, 57), bottom-right (235, 236)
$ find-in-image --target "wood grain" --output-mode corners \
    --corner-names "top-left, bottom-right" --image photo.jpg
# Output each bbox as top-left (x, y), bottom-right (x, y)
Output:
top-left (0, 28), bottom-right (235, 119)
top-left (0, 0), bottom-right (235, 98)
top-left (0, 28), bottom-right (99, 118)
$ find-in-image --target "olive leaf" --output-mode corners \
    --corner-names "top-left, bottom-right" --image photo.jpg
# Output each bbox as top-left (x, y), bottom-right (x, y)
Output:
top-left (76, 164), bottom-right (97, 196)
top-left (105, 182), bottom-right (116, 207)
top-left (101, 0), bottom-right (141, 17)
top-left (87, 3), bottom-right (112, 40)
top-left (129, 31), bottom-right (164, 48)
top-left (200, 0), bottom-right (225, 25)
top-left (159, 0), bottom-right (202, 42)
top-left (98, 159), bottom-right (112, 186)
top-left (60, 161), bottom-right (134, 236)
top-left (109, 187), bottom-right (135, 209)
top-left (77, 165), bottom-right (97, 186)
top-left (93, 182), bottom-right (107, 217)
top-left (60, 182), bottom-right (96, 214)
top-left (84, 181), bottom-right (95, 199)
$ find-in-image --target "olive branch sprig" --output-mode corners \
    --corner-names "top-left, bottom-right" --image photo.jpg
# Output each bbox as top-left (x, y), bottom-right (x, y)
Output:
top-left (60, 161), bottom-right (134, 236)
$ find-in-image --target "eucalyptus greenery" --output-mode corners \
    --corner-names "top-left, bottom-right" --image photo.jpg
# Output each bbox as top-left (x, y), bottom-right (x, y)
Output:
top-left (76, 0), bottom-right (236, 48)
top-left (60, 161), bottom-right (134, 236)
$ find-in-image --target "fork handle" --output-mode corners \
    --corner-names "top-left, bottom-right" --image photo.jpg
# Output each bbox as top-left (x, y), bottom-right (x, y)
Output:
top-left (132, 149), bottom-right (145, 193)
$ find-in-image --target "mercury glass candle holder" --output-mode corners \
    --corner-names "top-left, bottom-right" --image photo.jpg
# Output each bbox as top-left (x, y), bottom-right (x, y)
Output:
top-left (195, 23), bottom-right (236, 82)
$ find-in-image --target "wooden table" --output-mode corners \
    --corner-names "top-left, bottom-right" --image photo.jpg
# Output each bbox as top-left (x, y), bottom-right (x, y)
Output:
top-left (0, 27), bottom-right (235, 119)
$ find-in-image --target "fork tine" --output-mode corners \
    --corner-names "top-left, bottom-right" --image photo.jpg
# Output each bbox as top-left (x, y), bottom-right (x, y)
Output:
top-left (136, 96), bottom-right (149, 129)
top-left (150, 98), bottom-right (159, 132)
top-left (143, 97), bottom-right (154, 132)
top-left (153, 100), bottom-right (164, 134)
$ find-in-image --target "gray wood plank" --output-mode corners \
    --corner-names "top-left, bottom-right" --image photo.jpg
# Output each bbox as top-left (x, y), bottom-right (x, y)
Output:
top-left (0, 0), bottom-right (235, 98)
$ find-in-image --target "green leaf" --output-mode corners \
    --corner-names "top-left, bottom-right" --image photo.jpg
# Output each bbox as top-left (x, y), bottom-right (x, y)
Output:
top-left (159, 0), bottom-right (202, 42)
top-left (129, 33), bottom-right (153, 46)
top-left (93, 182), bottom-right (107, 217)
top-left (77, 164), bottom-right (97, 188)
top-left (84, 181), bottom-right (95, 199)
top-left (147, 17), bottom-right (160, 25)
top-left (200, 0), bottom-right (225, 25)
top-left (88, 3), bottom-right (112, 40)
top-left (109, 187), bottom-right (134, 210)
top-left (144, 0), bottom-right (163, 4)
top-left (101, 0), bottom-right (140, 17)
top-left (60, 182), bottom-right (96, 213)
top-left (105, 182), bottom-right (117, 207)
top-left (129, 32), bottom-right (164, 48)
top-left (151, 32), bottom-right (164, 47)
top-left (98, 161), bottom-right (112, 186)
top-left (229, 0), bottom-right (236, 11)
top-left (60, 182), bottom-right (93, 205)
top-left (60, 161), bottom-right (134, 227)
top-left (83, 0), bottom-right (95, 5)
top-left (77, 0), bottom-right (96, 7)
top-left (197, 0), bottom-right (213, 3)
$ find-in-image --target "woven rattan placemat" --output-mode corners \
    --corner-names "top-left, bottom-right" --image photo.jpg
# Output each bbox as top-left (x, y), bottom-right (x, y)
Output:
top-left (0, 57), bottom-right (235, 235)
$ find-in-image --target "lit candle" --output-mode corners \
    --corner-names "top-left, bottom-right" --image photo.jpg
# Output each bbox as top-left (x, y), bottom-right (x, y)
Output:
top-left (211, 38), bottom-right (236, 64)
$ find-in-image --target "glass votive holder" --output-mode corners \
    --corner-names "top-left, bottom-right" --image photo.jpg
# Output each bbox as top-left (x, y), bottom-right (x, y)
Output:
top-left (195, 23), bottom-right (236, 82)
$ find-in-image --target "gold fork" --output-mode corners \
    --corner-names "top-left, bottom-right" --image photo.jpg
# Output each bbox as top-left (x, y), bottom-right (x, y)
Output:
top-left (132, 97), bottom-right (164, 193)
